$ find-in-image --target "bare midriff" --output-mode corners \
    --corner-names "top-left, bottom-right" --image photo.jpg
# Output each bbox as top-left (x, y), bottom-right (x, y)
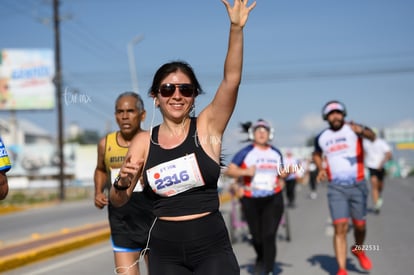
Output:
top-left (159, 211), bottom-right (211, 221)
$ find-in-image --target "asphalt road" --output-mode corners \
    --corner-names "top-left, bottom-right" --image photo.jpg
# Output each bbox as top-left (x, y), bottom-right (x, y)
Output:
top-left (2, 177), bottom-right (414, 275)
top-left (0, 200), bottom-right (107, 246)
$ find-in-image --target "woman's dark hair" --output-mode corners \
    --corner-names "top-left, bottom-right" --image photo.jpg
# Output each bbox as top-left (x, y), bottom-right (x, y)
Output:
top-left (148, 61), bottom-right (204, 97)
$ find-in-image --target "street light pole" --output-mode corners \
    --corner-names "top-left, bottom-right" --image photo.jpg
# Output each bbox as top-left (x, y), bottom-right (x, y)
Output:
top-left (127, 35), bottom-right (144, 93)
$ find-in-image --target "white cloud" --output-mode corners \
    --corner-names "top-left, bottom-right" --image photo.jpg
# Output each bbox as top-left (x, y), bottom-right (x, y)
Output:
top-left (392, 119), bottom-right (414, 128)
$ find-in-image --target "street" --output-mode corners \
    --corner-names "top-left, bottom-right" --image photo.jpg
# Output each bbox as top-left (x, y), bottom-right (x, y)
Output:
top-left (1, 177), bottom-right (414, 275)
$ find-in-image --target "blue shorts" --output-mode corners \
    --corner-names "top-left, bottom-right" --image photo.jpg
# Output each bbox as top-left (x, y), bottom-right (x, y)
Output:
top-left (327, 181), bottom-right (368, 224)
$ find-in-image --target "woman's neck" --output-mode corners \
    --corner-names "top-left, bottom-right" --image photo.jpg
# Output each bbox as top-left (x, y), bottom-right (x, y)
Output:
top-left (157, 117), bottom-right (190, 149)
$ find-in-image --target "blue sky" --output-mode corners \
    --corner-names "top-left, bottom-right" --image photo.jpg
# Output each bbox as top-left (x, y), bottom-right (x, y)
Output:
top-left (1, 0), bottom-right (413, 157)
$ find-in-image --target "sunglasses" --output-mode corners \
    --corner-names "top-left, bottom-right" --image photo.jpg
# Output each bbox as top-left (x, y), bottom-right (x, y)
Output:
top-left (158, 83), bottom-right (195, 97)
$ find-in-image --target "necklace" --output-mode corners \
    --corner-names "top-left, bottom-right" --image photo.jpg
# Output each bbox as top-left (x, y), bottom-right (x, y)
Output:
top-left (150, 117), bottom-right (189, 148)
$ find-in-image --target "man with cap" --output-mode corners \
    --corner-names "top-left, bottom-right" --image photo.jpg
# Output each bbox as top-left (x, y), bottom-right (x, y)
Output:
top-left (313, 100), bottom-right (376, 275)
top-left (226, 119), bottom-right (288, 275)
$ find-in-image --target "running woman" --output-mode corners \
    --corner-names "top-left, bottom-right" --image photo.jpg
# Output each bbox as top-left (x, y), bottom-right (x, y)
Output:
top-left (226, 119), bottom-right (287, 275)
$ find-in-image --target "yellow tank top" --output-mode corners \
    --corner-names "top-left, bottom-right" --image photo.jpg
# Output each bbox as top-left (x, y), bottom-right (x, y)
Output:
top-left (104, 132), bottom-right (128, 182)
top-left (0, 137), bottom-right (11, 172)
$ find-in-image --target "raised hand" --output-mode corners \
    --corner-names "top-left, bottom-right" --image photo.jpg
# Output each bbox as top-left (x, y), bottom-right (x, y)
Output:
top-left (221, 0), bottom-right (256, 28)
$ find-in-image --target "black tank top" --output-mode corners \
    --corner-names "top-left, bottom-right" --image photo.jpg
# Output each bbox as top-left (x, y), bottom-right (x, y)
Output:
top-left (143, 117), bottom-right (221, 217)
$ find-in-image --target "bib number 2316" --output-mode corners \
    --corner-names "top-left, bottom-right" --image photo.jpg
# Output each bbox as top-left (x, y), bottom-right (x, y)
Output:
top-left (146, 153), bottom-right (204, 197)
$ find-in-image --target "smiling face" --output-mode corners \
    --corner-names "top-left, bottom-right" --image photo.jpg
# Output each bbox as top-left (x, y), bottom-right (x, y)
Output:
top-left (115, 95), bottom-right (145, 139)
top-left (155, 70), bottom-right (195, 123)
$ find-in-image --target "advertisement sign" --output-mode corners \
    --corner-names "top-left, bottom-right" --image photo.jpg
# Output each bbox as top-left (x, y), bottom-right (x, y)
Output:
top-left (0, 49), bottom-right (55, 110)
top-left (6, 143), bottom-right (76, 178)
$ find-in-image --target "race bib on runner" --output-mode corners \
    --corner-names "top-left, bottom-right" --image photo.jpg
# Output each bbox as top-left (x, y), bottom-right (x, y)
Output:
top-left (110, 168), bottom-right (143, 192)
top-left (146, 153), bottom-right (205, 197)
top-left (250, 169), bottom-right (277, 191)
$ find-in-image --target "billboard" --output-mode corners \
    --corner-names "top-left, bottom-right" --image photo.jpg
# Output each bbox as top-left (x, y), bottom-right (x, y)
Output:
top-left (6, 143), bottom-right (76, 178)
top-left (0, 49), bottom-right (55, 110)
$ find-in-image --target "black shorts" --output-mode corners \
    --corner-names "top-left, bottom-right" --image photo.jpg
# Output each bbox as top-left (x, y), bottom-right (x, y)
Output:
top-left (108, 191), bottom-right (154, 252)
top-left (149, 211), bottom-right (239, 275)
top-left (368, 168), bottom-right (386, 182)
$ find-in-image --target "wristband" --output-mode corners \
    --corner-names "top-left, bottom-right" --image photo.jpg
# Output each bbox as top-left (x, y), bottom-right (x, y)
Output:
top-left (113, 175), bottom-right (130, 191)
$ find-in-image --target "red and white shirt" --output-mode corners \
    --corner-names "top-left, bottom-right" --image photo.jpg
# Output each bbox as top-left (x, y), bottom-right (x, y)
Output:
top-left (314, 124), bottom-right (365, 185)
top-left (230, 144), bottom-right (284, 197)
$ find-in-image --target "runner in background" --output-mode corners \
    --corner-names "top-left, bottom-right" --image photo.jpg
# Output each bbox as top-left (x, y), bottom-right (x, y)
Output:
top-left (307, 158), bottom-right (318, 199)
top-left (94, 92), bottom-right (154, 275)
top-left (363, 133), bottom-right (392, 214)
top-left (313, 100), bottom-right (375, 275)
top-left (226, 119), bottom-right (288, 275)
top-left (0, 136), bottom-right (12, 200)
top-left (283, 150), bottom-right (301, 208)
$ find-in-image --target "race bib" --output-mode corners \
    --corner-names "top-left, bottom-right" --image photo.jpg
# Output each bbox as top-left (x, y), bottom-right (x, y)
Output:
top-left (146, 153), bottom-right (205, 197)
top-left (251, 169), bottom-right (277, 191)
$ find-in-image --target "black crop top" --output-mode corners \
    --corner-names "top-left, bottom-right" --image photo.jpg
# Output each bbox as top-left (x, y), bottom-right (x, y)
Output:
top-left (142, 117), bottom-right (221, 217)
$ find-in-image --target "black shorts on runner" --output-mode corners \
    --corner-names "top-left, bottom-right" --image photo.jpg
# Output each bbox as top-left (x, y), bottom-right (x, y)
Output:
top-left (108, 191), bottom-right (154, 252)
top-left (368, 168), bottom-right (385, 182)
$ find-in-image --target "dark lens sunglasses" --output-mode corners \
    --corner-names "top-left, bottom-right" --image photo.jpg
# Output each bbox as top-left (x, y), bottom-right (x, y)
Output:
top-left (158, 83), bottom-right (195, 97)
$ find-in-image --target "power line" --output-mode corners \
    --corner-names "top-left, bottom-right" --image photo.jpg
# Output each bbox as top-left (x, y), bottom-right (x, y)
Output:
top-left (242, 66), bottom-right (414, 83)
top-left (68, 18), bottom-right (125, 56)
top-left (1, 0), bottom-right (38, 19)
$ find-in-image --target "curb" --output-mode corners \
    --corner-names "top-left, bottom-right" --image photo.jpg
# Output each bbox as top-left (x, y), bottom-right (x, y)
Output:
top-left (0, 223), bottom-right (110, 273)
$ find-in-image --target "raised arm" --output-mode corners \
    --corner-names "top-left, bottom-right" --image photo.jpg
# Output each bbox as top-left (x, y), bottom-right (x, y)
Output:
top-left (199, 0), bottom-right (256, 136)
top-left (349, 121), bottom-right (376, 142)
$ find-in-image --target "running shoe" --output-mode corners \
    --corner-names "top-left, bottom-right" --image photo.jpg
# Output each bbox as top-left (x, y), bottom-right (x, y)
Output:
top-left (337, 268), bottom-right (348, 275)
top-left (309, 191), bottom-right (318, 200)
top-left (376, 197), bottom-right (383, 209)
top-left (351, 246), bottom-right (372, 270)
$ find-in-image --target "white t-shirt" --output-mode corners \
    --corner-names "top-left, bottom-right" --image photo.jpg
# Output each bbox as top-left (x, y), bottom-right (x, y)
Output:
top-left (315, 124), bottom-right (366, 184)
top-left (363, 138), bottom-right (392, 169)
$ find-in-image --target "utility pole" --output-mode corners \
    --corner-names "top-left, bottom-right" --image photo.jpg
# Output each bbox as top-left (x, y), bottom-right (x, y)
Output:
top-left (53, 0), bottom-right (65, 201)
top-left (127, 35), bottom-right (144, 93)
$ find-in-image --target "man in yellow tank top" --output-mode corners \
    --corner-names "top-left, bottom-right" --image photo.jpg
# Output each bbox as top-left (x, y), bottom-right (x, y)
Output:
top-left (0, 136), bottom-right (12, 200)
top-left (94, 92), bottom-right (154, 275)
